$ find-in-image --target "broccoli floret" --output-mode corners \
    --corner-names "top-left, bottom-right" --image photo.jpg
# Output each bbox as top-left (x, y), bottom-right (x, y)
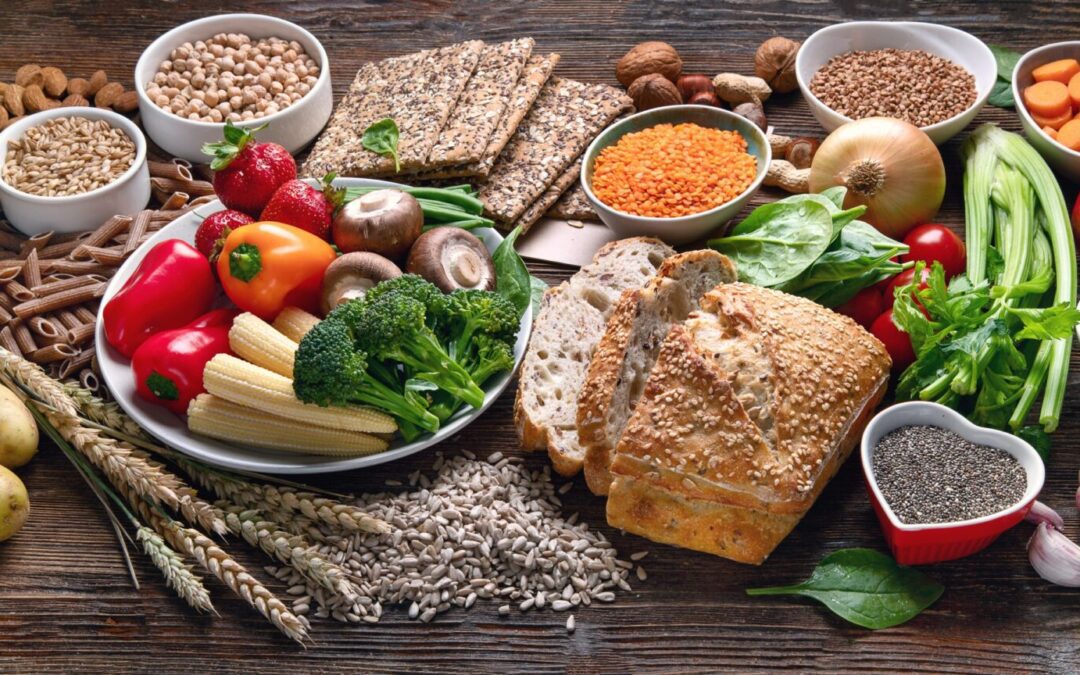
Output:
top-left (462, 333), bottom-right (515, 386)
top-left (292, 314), bottom-right (440, 433)
top-left (441, 289), bottom-right (519, 360)
top-left (354, 292), bottom-right (486, 410)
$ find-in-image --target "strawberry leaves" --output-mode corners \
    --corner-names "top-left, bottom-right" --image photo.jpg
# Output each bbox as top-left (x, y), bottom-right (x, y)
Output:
top-left (202, 120), bottom-right (268, 170)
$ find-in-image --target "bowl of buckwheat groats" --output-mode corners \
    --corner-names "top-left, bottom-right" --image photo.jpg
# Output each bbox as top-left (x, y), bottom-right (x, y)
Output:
top-left (795, 21), bottom-right (997, 145)
top-left (134, 13), bottom-right (333, 161)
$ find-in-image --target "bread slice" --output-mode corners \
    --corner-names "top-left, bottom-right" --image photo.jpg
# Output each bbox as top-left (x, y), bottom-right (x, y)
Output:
top-left (606, 283), bottom-right (890, 564)
top-left (515, 237), bottom-right (674, 475)
top-left (577, 250), bottom-right (736, 495)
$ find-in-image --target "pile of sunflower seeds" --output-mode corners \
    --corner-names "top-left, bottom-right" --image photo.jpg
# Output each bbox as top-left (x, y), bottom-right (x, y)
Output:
top-left (268, 451), bottom-right (633, 626)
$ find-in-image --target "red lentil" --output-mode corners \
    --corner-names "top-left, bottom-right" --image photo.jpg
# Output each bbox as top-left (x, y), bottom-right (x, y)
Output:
top-left (591, 123), bottom-right (757, 218)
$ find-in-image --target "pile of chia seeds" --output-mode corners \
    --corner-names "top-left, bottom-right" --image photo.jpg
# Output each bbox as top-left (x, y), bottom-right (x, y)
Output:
top-left (872, 425), bottom-right (1027, 524)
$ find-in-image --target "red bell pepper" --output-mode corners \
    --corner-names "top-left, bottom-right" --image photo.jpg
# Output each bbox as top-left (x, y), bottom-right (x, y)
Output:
top-left (131, 308), bottom-right (238, 415)
top-left (103, 239), bottom-right (217, 357)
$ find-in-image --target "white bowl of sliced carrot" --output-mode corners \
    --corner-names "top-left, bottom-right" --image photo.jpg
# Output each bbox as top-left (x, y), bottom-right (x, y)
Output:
top-left (1014, 42), bottom-right (1080, 182)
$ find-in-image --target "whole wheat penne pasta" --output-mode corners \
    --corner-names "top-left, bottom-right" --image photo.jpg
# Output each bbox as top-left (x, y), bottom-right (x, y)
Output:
top-left (79, 368), bottom-right (99, 391)
top-left (19, 232), bottom-right (53, 258)
top-left (122, 209), bottom-right (152, 254)
top-left (11, 320), bottom-right (37, 354)
top-left (37, 233), bottom-right (93, 259)
top-left (65, 322), bottom-right (96, 346)
top-left (79, 245), bottom-right (125, 266)
top-left (0, 229), bottom-right (24, 252)
top-left (73, 215), bottom-right (132, 256)
top-left (0, 303), bottom-right (11, 323)
top-left (230, 312), bottom-right (296, 377)
top-left (5, 280), bottom-right (34, 302)
top-left (0, 325), bottom-right (21, 356)
top-left (48, 260), bottom-right (114, 275)
top-left (23, 248), bottom-right (41, 288)
top-left (31, 342), bottom-right (78, 364)
top-left (0, 291), bottom-right (13, 311)
top-left (0, 263), bottom-right (22, 283)
top-left (28, 316), bottom-right (63, 344)
top-left (73, 306), bottom-right (97, 324)
top-left (13, 282), bottom-right (104, 319)
top-left (0, 251), bottom-right (15, 261)
top-left (273, 307), bottom-right (321, 343)
top-left (31, 274), bottom-right (106, 298)
top-left (148, 160), bottom-right (194, 181)
top-left (59, 348), bottom-right (95, 379)
top-left (55, 309), bottom-right (81, 330)
top-left (151, 176), bottom-right (215, 198)
top-left (158, 191), bottom-right (190, 209)
top-left (186, 194), bottom-right (218, 208)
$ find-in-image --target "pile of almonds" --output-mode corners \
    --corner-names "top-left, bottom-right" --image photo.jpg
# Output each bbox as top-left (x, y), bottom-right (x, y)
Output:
top-left (0, 65), bottom-right (136, 130)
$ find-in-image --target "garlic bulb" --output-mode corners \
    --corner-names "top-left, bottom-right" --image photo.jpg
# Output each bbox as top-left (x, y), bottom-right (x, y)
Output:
top-left (1024, 500), bottom-right (1065, 529)
top-left (1028, 522), bottom-right (1080, 587)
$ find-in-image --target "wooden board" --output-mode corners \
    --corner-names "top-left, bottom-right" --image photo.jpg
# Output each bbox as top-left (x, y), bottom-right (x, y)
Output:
top-left (1, 1), bottom-right (1079, 672)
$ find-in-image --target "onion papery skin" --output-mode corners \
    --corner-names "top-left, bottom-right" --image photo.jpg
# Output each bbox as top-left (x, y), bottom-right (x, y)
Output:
top-left (809, 117), bottom-right (946, 240)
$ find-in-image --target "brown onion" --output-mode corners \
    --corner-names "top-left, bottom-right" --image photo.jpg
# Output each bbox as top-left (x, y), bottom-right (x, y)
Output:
top-left (809, 117), bottom-right (945, 239)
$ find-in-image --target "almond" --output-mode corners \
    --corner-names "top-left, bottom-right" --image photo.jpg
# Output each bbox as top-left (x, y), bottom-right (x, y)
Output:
top-left (112, 90), bottom-right (138, 113)
top-left (40, 66), bottom-right (67, 98)
top-left (94, 82), bottom-right (123, 108)
top-left (3, 84), bottom-right (26, 117)
top-left (67, 77), bottom-right (90, 97)
top-left (61, 93), bottom-right (89, 107)
top-left (0, 106), bottom-right (7, 127)
top-left (87, 70), bottom-right (108, 96)
top-left (14, 64), bottom-right (43, 88)
top-left (22, 84), bottom-right (50, 113)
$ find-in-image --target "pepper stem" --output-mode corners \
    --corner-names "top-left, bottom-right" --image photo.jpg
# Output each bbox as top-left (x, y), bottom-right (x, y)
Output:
top-left (229, 242), bottom-right (263, 282)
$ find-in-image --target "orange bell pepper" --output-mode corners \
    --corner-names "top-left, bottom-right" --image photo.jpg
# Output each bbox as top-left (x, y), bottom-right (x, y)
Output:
top-left (217, 221), bottom-right (336, 320)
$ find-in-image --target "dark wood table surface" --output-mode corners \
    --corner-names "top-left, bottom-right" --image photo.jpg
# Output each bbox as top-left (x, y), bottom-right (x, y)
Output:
top-left (2, 1), bottom-right (1080, 672)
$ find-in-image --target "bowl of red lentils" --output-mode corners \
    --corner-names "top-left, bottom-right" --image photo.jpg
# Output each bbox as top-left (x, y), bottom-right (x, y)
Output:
top-left (580, 105), bottom-right (770, 245)
top-left (134, 13), bottom-right (333, 162)
top-left (795, 21), bottom-right (997, 145)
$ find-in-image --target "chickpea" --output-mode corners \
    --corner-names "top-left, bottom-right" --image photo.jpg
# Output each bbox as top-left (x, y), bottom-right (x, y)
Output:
top-left (153, 72), bottom-right (167, 85)
top-left (155, 94), bottom-right (170, 107)
top-left (229, 95), bottom-right (242, 110)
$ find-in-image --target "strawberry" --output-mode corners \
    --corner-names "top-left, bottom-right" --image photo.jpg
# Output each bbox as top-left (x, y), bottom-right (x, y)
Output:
top-left (195, 209), bottom-right (254, 263)
top-left (202, 121), bottom-right (296, 217)
top-left (259, 173), bottom-right (344, 240)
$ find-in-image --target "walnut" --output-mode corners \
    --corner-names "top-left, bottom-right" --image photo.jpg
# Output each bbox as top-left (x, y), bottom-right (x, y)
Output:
top-left (616, 41), bottom-right (682, 87)
top-left (627, 74), bottom-right (682, 111)
top-left (755, 36), bottom-right (800, 94)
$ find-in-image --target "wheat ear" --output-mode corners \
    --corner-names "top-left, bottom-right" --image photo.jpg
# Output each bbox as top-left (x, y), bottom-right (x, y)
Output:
top-left (136, 526), bottom-right (215, 613)
top-left (63, 383), bottom-right (148, 440)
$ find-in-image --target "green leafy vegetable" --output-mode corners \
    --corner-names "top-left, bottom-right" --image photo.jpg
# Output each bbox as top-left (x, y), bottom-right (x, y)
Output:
top-left (530, 275), bottom-right (548, 318)
top-left (1017, 425), bottom-right (1051, 462)
top-left (746, 548), bottom-right (944, 630)
top-left (492, 225), bottom-right (544, 319)
top-left (361, 118), bottom-right (402, 172)
top-left (988, 80), bottom-right (1015, 108)
top-left (986, 46), bottom-right (1022, 108)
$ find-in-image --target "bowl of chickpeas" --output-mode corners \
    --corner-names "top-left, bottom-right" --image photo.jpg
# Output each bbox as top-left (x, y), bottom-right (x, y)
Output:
top-left (134, 13), bottom-right (333, 162)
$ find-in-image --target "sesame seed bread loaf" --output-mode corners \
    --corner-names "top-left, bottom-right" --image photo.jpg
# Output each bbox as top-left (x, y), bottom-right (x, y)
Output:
top-left (514, 237), bottom-right (675, 476)
top-left (577, 250), bottom-right (737, 496)
top-left (606, 283), bottom-right (890, 564)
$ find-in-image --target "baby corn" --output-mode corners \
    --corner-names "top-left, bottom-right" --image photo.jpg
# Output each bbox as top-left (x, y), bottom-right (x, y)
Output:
top-left (187, 394), bottom-right (388, 456)
top-left (273, 306), bottom-right (321, 343)
top-left (202, 354), bottom-right (397, 434)
top-left (230, 312), bottom-right (297, 377)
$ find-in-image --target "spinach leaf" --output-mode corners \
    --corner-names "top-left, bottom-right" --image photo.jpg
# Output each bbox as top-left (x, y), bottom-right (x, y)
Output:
top-left (361, 118), bottom-right (402, 172)
top-left (529, 275), bottom-right (548, 318)
top-left (988, 80), bottom-right (1015, 108)
top-left (820, 186), bottom-right (847, 210)
top-left (491, 225), bottom-right (537, 319)
top-left (989, 44), bottom-right (1022, 82)
top-left (709, 200), bottom-right (834, 287)
top-left (746, 548), bottom-right (944, 630)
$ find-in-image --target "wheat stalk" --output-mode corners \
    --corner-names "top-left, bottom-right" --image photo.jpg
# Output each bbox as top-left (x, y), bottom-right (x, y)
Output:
top-left (177, 486), bottom-right (230, 537)
top-left (136, 526), bottom-right (215, 613)
top-left (223, 507), bottom-right (360, 601)
top-left (63, 383), bottom-right (148, 440)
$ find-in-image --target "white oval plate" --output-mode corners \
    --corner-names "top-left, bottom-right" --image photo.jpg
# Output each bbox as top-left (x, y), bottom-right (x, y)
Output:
top-left (96, 178), bottom-right (532, 474)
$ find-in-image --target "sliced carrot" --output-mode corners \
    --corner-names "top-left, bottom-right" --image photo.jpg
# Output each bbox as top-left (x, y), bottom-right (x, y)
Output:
top-left (1057, 119), bottom-right (1080, 151)
top-left (1043, 125), bottom-right (1059, 140)
top-left (1069, 71), bottom-right (1080, 109)
top-left (1033, 58), bottom-right (1080, 85)
top-left (1025, 80), bottom-right (1072, 118)
top-left (1031, 107), bottom-right (1074, 130)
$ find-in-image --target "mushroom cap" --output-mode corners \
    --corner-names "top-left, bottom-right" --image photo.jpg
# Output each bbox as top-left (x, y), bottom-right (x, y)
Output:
top-left (406, 227), bottom-right (496, 293)
top-left (320, 252), bottom-right (402, 314)
top-left (332, 189), bottom-right (423, 258)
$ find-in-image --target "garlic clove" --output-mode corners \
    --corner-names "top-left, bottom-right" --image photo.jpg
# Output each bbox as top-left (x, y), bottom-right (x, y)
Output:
top-left (1024, 500), bottom-right (1065, 530)
top-left (1028, 522), bottom-right (1080, 587)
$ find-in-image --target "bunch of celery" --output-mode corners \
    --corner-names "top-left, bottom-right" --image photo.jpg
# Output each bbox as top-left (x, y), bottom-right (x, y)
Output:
top-left (892, 124), bottom-right (1079, 434)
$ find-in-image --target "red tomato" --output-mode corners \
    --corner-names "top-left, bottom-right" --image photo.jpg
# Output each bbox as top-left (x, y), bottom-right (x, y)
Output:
top-left (902, 224), bottom-right (966, 279)
top-left (884, 267), bottom-right (931, 309)
top-left (871, 309), bottom-right (916, 372)
top-left (836, 287), bottom-right (885, 328)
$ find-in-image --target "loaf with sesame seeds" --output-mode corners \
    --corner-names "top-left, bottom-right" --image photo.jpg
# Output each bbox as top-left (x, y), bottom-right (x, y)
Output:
top-left (514, 237), bottom-right (675, 475)
top-left (577, 249), bottom-right (737, 496)
top-left (606, 283), bottom-right (890, 564)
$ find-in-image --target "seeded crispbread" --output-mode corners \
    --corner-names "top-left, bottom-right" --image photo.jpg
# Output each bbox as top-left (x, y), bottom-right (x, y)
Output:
top-left (411, 52), bottom-right (560, 181)
top-left (479, 78), bottom-right (632, 225)
top-left (302, 41), bottom-right (483, 177)
top-left (547, 180), bottom-right (599, 222)
top-left (510, 159), bottom-right (582, 233)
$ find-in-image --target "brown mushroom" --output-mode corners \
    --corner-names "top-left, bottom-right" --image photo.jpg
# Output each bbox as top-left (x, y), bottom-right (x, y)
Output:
top-left (320, 252), bottom-right (402, 314)
top-left (406, 228), bottom-right (496, 293)
top-left (332, 189), bottom-right (423, 258)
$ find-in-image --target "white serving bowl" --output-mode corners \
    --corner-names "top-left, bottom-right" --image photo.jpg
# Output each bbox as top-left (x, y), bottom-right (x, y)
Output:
top-left (1013, 41), bottom-right (1080, 183)
top-left (134, 13), bottom-right (333, 162)
top-left (0, 107), bottom-right (150, 235)
top-left (795, 21), bottom-right (997, 145)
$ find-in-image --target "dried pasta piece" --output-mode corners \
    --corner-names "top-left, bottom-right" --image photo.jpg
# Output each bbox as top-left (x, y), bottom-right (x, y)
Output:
top-left (13, 282), bottom-right (105, 319)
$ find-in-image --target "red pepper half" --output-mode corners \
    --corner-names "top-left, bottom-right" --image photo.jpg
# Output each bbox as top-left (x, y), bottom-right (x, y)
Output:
top-left (103, 239), bottom-right (217, 357)
top-left (131, 308), bottom-right (238, 415)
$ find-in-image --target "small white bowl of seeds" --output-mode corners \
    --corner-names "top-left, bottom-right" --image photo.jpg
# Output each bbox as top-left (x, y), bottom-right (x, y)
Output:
top-left (0, 107), bottom-right (150, 235)
top-left (135, 13), bottom-right (333, 162)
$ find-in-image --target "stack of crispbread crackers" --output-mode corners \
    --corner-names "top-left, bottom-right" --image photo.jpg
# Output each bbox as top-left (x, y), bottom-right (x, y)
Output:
top-left (303, 38), bottom-right (627, 232)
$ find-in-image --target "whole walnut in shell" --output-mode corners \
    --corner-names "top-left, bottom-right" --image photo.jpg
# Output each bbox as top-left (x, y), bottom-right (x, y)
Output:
top-left (627, 74), bottom-right (682, 111)
top-left (754, 36), bottom-right (800, 94)
top-left (616, 41), bottom-right (683, 87)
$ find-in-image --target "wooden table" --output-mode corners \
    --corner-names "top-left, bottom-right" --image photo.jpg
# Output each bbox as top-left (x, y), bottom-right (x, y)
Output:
top-left (2, 1), bottom-right (1079, 672)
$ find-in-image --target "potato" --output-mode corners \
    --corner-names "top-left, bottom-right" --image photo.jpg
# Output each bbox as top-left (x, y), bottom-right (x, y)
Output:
top-left (0, 465), bottom-right (29, 542)
top-left (0, 384), bottom-right (38, 469)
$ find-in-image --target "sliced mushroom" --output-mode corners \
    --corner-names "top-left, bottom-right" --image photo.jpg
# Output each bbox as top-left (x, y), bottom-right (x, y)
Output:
top-left (406, 228), bottom-right (496, 293)
top-left (332, 189), bottom-right (423, 258)
top-left (320, 252), bottom-right (402, 314)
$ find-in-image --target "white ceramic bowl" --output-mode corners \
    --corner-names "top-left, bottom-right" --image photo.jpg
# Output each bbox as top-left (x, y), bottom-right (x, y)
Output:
top-left (580, 105), bottom-right (770, 246)
top-left (134, 13), bottom-right (333, 162)
top-left (796, 21), bottom-right (997, 145)
top-left (1013, 41), bottom-right (1080, 183)
top-left (0, 107), bottom-right (150, 235)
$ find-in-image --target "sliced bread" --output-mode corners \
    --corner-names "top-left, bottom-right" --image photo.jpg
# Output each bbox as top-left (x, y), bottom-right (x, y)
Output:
top-left (577, 250), bottom-right (736, 495)
top-left (515, 237), bottom-right (675, 476)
